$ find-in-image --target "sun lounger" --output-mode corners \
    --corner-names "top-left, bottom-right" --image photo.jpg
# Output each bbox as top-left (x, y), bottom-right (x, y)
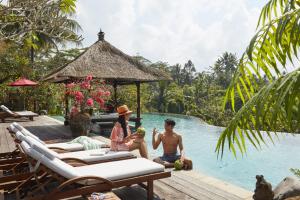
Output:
top-left (0, 105), bottom-right (38, 122)
top-left (0, 123), bottom-right (111, 168)
top-left (18, 140), bottom-right (170, 200)
top-left (0, 130), bottom-right (136, 193)
top-left (0, 125), bottom-right (133, 169)
top-left (11, 122), bottom-right (109, 151)
top-left (15, 131), bottom-right (135, 164)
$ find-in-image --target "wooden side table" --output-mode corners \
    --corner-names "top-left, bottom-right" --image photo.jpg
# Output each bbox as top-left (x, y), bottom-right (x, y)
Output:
top-left (87, 192), bottom-right (120, 200)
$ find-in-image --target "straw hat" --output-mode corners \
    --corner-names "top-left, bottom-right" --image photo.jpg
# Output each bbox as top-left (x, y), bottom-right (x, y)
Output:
top-left (117, 105), bottom-right (133, 116)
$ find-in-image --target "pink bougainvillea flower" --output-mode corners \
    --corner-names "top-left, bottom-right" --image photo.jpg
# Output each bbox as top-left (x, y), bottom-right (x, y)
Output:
top-left (86, 98), bottom-right (94, 107)
top-left (74, 91), bottom-right (84, 103)
top-left (86, 75), bottom-right (93, 81)
top-left (97, 90), bottom-right (104, 96)
top-left (95, 97), bottom-right (104, 105)
top-left (66, 82), bottom-right (76, 88)
top-left (80, 81), bottom-right (91, 89)
top-left (104, 91), bottom-right (111, 96)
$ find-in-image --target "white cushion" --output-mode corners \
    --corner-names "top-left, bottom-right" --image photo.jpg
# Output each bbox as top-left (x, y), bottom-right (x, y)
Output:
top-left (9, 124), bottom-right (19, 133)
top-left (15, 131), bottom-right (26, 141)
top-left (76, 158), bottom-right (165, 181)
top-left (20, 141), bottom-right (31, 154)
top-left (30, 148), bottom-right (80, 179)
top-left (46, 142), bottom-right (84, 151)
top-left (58, 149), bottom-right (133, 162)
top-left (27, 136), bottom-right (58, 160)
top-left (15, 111), bottom-right (37, 116)
top-left (13, 123), bottom-right (45, 145)
top-left (24, 147), bottom-right (164, 185)
top-left (1, 105), bottom-right (14, 115)
top-left (31, 143), bottom-right (58, 160)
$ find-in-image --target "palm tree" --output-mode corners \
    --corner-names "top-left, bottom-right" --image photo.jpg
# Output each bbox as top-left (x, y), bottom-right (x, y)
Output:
top-left (211, 52), bottom-right (238, 88)
top-left (182, 60), bottom-right (196, 85)
top-left (0, 0), bottom-right (81, 63)
top-left (216, 0), bottom-right (300, 158)
top-left (170, 63), bottom-right (182, 85)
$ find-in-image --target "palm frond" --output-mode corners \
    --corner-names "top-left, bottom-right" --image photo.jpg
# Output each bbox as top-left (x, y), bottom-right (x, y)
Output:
top-left (217, 68), bottom-right (300, 157)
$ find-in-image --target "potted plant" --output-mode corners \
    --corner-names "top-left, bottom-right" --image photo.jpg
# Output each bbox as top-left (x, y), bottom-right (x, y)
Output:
top-left (66, 75), bottom-right (110, 137)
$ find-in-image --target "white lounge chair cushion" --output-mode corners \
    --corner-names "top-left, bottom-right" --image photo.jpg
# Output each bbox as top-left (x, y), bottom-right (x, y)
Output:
top-left (8, 124), bottom-right (18, 133)
top-left (46, 142), bottom-right (84, 151)
top-left (58, 149), bottom-right (133, 162)
top-left (20, 141), bottom-right (31, 154)
top-left (16, 131), bottom-right (27, 141)
top-left (14, 111), bottom-right (37, 116)
top-left (25, 147), bottom-right (165, 185)
top-left (76, 158), bottom-right (165, 181)
top-left (22, 135), bottom-right (58, 158)
top-left (28, 148), bottom-right (81, 178)
top-left (1, 105), bottom-right (14, 115)
top-left (20, 134), bottom-right (129, 162)
top-left (31, 143), bottom-right (58, 160)
top-left (12, 123), bottom-right (45, 145)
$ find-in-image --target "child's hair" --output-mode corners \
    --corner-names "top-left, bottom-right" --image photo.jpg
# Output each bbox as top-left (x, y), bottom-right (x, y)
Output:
top-left (165, 119), bottom-right (176, 127)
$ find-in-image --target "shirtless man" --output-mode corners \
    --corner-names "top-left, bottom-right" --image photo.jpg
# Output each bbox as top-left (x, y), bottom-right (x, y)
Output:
top-left (152, 119), bottom-right (192, 169)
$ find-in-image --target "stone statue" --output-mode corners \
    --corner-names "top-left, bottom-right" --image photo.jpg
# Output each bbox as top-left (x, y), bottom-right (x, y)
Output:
top-left (253, 175), bottom-right (274, 200)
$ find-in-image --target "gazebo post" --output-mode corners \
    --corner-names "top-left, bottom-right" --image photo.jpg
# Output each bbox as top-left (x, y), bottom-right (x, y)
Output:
top-left (113, 82), bottom-right (118, 110)
top-left (64, 84), bottom-right (69, 126)
top-left (136, 82), bottom-right (141, 128)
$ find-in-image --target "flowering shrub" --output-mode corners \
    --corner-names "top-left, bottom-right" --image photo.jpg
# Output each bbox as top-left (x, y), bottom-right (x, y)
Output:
top-left (66, 75), bottom-right (111, 115)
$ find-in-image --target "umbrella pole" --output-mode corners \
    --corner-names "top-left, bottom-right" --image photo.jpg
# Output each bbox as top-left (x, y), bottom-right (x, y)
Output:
top-left (23, 95), bottom-right (26, 111)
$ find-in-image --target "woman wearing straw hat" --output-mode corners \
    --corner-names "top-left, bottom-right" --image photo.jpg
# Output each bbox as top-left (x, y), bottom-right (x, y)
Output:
top-left (110, 105), bottom-right (148, 158)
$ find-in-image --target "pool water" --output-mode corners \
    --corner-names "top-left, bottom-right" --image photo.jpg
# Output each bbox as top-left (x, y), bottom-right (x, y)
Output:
top-left (52, 113), bottom-right (300, 191)
top-left (136, 113), bottom-right (300, 191)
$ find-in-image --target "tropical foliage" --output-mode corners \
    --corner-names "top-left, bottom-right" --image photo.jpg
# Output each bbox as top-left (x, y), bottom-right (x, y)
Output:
top-left (216, 0), bottom-right (300, 158)
top-left (0, 0), bottom-right (81, 63)
top-left (0, 0), bottom-right (82, 113)
top-left (116, 53), bottom-right (239, 126)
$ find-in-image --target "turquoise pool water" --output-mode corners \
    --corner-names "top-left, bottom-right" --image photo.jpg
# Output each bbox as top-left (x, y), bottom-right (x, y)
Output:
top-left (52, 113), bottom-right (300, 191)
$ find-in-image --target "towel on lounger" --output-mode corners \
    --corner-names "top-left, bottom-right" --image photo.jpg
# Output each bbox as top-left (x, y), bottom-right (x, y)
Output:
top-left (68, 136), bottom-right (103, 150)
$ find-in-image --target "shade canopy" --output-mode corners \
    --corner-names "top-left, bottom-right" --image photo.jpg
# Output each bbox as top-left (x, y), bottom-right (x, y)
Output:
top-left (42, 31), bottom-right (172, 84)
top-left (9, 78), bottom-right (38, 86)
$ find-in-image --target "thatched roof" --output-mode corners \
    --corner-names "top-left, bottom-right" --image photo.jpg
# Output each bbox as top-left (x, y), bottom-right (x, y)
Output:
top-left (42, 31), bottom-right (171, 84)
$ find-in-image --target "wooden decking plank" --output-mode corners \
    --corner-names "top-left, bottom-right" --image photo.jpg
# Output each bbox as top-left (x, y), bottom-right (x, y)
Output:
top-left (174, 171), bottom-right (252, 199)
top-left (160, 176), bottom-right (225, 200)
top-left (171, 172), bottom-right (242, 200)
top-left (154, 179), bottom-right (196, 200)
top-left (0, 127), bottom-right (10, 154)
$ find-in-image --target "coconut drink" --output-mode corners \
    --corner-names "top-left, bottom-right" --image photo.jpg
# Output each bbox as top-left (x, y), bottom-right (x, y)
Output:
top-left (174, 160), bottom-right (183, 170)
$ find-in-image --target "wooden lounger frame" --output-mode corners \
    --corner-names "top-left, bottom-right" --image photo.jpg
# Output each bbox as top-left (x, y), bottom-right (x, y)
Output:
top-left (0, 111), bottom-right (38, 123)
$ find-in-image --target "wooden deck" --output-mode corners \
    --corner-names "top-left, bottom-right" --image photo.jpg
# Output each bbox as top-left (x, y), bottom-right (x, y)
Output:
top-left (0, 116), bottom-right (253, 200)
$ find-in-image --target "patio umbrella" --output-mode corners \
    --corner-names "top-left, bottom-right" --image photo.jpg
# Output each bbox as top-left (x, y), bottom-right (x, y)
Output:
top-left (8, 78), bottom-right (38, 110)
top-left (9, 78), bottom-right (38, 86)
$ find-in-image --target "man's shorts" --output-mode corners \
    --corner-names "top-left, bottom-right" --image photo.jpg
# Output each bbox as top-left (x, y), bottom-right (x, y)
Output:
top-left (160, 153), bottom-right (181, 163)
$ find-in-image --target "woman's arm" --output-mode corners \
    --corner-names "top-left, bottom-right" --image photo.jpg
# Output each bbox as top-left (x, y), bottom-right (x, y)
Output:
top-left (110, 125), bottom-right (120, 150)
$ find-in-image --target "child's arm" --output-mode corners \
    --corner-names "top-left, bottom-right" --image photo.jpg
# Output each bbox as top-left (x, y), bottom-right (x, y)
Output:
top-left (124, 133), bottom-right (138, 142)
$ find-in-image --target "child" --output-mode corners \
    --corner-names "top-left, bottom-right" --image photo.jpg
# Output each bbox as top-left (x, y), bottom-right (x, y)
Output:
top-left (129, 127), bottom-right (146, 143)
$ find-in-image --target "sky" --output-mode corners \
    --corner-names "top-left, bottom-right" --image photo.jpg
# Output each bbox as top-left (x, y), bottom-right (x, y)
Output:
top-left (74, 0), bottom-right (268, 72)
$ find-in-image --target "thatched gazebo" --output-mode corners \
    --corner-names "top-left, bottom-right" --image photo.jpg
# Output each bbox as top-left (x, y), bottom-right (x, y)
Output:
top-left (43, 30), bottom-right (171, 127)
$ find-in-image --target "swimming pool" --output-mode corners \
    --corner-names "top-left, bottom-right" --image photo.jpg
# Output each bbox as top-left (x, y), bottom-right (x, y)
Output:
top-left (52, 113), bottom-right (300, 191)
